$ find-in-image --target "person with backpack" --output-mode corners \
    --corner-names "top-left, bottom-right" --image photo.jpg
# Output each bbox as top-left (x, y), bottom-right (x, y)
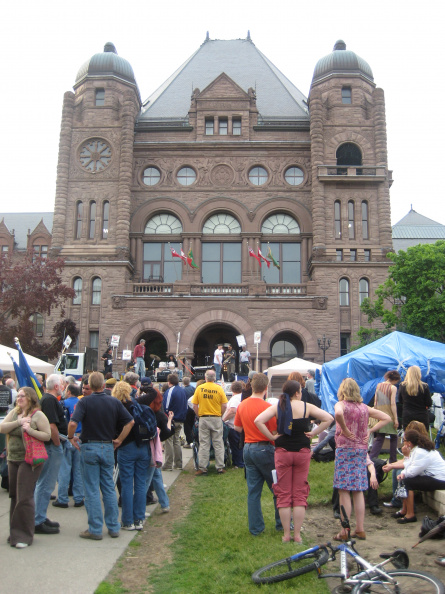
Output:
top-left (162, 374), bottom-right (188, 471)
top-left (111, 380), bottom-right (156, 531)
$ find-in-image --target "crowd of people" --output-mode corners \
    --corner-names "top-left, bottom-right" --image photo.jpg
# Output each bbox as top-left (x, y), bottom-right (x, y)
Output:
top-left (0, 360), bottom-right (443, 555)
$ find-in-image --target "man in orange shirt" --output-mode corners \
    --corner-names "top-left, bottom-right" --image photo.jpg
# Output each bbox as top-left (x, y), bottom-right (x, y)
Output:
top-left (234, 373), bottom-right (282, 535)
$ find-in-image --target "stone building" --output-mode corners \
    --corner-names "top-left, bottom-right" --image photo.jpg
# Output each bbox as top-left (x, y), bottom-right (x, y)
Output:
top-left (2, 35), bottom-right (395, 373)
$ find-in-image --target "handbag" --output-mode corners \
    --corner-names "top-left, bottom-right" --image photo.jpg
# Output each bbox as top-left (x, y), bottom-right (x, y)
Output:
top-left (23, 412), bottom-right (48, 468)
top-left (394, 479), bottom-right (408, 499)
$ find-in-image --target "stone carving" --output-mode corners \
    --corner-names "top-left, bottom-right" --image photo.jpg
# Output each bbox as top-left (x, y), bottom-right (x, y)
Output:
top-left (112, 296), bottom-right (125, 309)
top-left (210, 164), bottom-right (234, 186)
top-left (312, 297), bottom-right (328, 310)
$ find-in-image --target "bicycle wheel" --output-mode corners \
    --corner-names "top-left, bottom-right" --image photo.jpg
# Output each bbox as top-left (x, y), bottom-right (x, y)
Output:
top-left (351, 569), bottom-right (445, 593)
top-left (251, 546), bottom-right (329, 584)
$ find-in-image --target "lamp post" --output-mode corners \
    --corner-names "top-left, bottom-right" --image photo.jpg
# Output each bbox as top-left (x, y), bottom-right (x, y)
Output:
top-left (317, 334), bottom-right (331, 363)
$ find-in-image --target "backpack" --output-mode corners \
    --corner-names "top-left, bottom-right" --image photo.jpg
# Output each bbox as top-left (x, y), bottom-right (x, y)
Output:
top-left (370, 457), bottom-right (388, 485)
top-left (130, 397), bottom-right (157, 445)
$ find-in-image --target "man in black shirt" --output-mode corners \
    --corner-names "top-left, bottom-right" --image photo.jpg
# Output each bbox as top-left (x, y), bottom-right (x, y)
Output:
top-left (34, 374), bottom-right (67, 534)
top-left (68, 372), bottom-right (134, 540)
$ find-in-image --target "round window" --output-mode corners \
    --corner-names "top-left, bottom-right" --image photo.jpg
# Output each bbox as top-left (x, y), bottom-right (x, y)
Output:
top-left (284, 167), bottom-right (304, 186)
top-left (143, 167), bottom-right (161, 186)
top-left (248, 166), bottom-right (268, 186)
top-left (177, 167), bottom-right (196, 186)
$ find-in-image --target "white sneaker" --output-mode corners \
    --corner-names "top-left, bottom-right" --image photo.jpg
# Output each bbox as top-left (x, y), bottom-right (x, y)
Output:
top-left (134, 520), bottom-right (143, 530)
top-left (121, 523), bottom-right (135, 531)
top-left (145, 511), bottom-right (151, 518)
top-left (15, 543), bottom-right (28, 549)
top-left (161, 507), bottom-right (170, 513)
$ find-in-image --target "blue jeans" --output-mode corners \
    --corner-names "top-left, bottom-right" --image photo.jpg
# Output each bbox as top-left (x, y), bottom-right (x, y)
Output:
top-left (35, 443), bottom-right (63, 525)
top-left (228, 427), bottom-right (244, 468)
top-left (118, 440), bottom-right (151, 524)
top-left (136, 357), bottom-right (145, 378)
top-left (58, 439), bottom-right (84, 504)
top-left (214, 364), bottom-right (222, 381)
top-left (243, 442), bottom-right (282, 535)
top-left (146, 466), bottom-right (169, 509)
top-left (80, 442), bottom-right (120, 535)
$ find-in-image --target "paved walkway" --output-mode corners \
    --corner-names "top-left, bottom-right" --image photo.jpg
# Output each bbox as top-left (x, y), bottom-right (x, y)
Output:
top-left (0, 447), bottom-right (194, 593)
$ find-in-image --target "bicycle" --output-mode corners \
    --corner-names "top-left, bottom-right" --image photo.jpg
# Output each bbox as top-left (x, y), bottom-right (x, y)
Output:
top-left (252, 506), bottom-right (444, 592)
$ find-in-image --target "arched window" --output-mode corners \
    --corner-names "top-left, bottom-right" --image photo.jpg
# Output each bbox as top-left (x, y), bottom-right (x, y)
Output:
top-left (203, 213), bottom-right (241, 234)
top-left (359, 278), bottom-right (369, 305)
top-left (75, 201), bottom-right (83, 239)
top-left (348, 201), bottom-right (355, 239)
top-left (145, 213), bottom-right (183, 234)
top-left (29, 313), bottom-right (44, 337)
top-left (334, 201), bottom-right (342, 239)
top-left (271, 332), bottom-right (303, 366)
top-left (362, 201), bottom-right (369, 239)
top-left (92, 277), bottom-right (102, 305)
top-left (89, 201), bottom-right (96, 239)
top-left (102, 201), bottom-right (109, 239)
top-left (73, 277), bottom-right (82, 305)
top-left (339, 278), bottom-right (350, 306)
top-left (336, 143), bottom-right (362, 175)
top-left (261, 213), bottom-right (300, 234)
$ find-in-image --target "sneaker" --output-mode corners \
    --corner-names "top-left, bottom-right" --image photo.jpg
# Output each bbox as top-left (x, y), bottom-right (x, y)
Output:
top-left (74, 500), bottom-right (85, 508)
top-left (161, 507), bottom-right (170, 513)
top-left (108, 530), bottom-right (120, 538)
top-left (195, 470), bottom-right (208, 476)
top-left (121, 523), bottom-right (135, 531)
top-left (52, 499), bottom-right (68, 508)
top-left (145, 511), bottom-right (151, 518)
top-left (162, 466), bottom-right (172, 471)
top-left (79, 530), bottom-right (103, 540)
top-left (15, 543), bottom-right (28, 549)
top-left (134, 520), bottom-right (143, 530)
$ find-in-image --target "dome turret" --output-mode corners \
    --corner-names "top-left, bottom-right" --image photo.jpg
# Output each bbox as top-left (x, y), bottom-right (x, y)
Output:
top-left (311, 40), bottom-right (374, 85)
top-left (75, 42), bottom-right (136, 87)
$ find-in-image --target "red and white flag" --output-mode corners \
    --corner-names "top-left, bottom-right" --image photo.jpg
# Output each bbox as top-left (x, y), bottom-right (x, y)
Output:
top-left (171, 247), bottom-right (187, 264)
top-left (248, 246), bottom-right (262, 266)
top-left (258, 247), bottom-right (271, 268)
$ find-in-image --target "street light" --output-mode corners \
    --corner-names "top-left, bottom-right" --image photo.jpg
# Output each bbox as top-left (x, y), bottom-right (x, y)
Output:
top-left (317, 334), bottom-right (331, 363)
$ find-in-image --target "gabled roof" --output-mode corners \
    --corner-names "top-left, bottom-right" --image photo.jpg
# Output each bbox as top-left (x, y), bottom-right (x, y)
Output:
top-left (138, 37), bottom-right (309, 123)
top-left (392, 208), bottom-right (445, 239)
top-left (0, 213), bottom-right (53, 250)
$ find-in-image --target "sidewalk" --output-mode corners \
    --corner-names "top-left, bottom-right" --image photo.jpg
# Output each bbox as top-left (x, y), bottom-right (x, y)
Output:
top-left (0, 447), bottom-right (194, 594)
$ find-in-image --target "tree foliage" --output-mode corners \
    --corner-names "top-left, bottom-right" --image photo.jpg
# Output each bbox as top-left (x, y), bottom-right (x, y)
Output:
top-left (0, 252), bottom-right (76, 358)
top-left (358, 240), bottom-right (445, 345)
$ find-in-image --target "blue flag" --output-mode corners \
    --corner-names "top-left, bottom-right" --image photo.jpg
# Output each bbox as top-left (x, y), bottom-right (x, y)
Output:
top-left (8, 352), bottom-right (26, 389)
top-left (14, 339), bottom-right (43, 399)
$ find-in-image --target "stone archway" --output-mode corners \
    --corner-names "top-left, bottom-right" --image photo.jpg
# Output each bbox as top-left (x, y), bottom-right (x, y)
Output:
top-left (261, 320), bottom-right (318, 360)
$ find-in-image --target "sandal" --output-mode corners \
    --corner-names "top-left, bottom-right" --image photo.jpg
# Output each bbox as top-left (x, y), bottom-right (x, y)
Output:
top-left (391, 511), bottom-right (405, 519)
top-left (334, 532), bottom-right (348, 542)
top-left (397, 516), bottom-right (417, 524)
top-left (351, 531), bottom-right (366, 540)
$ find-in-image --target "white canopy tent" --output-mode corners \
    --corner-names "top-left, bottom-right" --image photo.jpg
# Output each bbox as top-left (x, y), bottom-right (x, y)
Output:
top-left (264, 357), bottom-right (322, 384)
top-left (0, 344), bottom-right (54, 375)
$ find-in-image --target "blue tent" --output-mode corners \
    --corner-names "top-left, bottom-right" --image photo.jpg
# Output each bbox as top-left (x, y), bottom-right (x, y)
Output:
top-left (319, 331), bottom-right (445, 413)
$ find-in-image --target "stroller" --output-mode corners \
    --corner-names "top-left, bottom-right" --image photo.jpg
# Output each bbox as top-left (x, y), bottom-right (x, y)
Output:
top-left (192, 417), bottom-right (232, 470)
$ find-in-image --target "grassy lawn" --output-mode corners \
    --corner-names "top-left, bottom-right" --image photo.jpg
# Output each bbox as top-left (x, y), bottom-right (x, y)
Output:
top-left (96, 455), bottom-right (397, 594)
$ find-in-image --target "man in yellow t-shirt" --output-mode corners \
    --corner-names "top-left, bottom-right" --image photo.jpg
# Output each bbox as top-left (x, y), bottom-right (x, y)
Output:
top-left (191, 370), bottom-right (228, 476)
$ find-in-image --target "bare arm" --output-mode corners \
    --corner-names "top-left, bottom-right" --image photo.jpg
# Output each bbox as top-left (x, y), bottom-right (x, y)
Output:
top-left (368, 461), bottom-right (378, 490)
top-left (49, 423), bottom-right (60, 446)
top-left (334, 402), bottom-right (354, 439)
top-left (193, 404), bottom-right (199, 416)
top-left (222, 407), bottom-right (237, 422)
top-left (254, 405), bottom-right (280, 441)
top-left (113, 420), bottom-right (135, 450)
top-left (367, 406), bottom-right (391, 434)
top-left (390, 385), bottom-right (399, 429)
top-left (221, 403), bottom-right (227, 415)
top-left (304, 405), bottom-right (334, 439)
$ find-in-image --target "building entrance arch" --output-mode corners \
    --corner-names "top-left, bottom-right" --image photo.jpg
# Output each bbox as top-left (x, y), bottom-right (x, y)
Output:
top-left (134, 330), bottom-right (168, 377)
top-left (193, 323), bottom-right (240, 373)
top-left (270, 332), bottom-right (304, 366)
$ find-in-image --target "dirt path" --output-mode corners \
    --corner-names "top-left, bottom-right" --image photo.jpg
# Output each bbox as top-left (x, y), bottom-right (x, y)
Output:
top-left (104, 464), bottom-right (445, 592)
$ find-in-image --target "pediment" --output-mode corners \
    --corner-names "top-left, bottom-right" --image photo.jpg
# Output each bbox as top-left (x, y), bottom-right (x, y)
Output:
top-left (0, 219), bottom-right (13, 237)
top-left (29, 219), bottom-right (51, 238)
top-left (197, 73), bottom-right (250, 101)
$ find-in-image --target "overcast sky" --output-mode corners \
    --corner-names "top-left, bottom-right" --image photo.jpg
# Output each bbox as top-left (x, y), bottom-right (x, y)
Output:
top-left (1, 0), bottom-right (444, 225)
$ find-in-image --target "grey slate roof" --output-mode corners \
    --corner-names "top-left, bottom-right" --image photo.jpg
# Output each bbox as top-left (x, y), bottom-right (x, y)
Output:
top-left (138, 38), bottom-right (309, 123)
top-left (392, 209), bottom-right (445, 239)
top-left (0, 213), bottom-right (53, 250)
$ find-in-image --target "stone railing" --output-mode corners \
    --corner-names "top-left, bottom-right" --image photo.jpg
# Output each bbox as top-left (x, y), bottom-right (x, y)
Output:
top-left (318, 165), bottom-right (387, 180)
top-left (132, 282), bottom-right (306, 296)
top-left (191, 284), bottom-right (249, 295)
top-left (133, 283), bottom-right (173, 294)
top-left (265, 285), bottom-right (307, 295)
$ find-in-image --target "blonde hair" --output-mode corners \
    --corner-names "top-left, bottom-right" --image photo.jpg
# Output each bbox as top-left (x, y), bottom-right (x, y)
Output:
top-left (15, 387), bottom-right (40, 416)
top-left (402, 366), bottom-right (424, 396)
top-left (405, 420), bottom-right (429, 437)
top-left (337, 378), bottom-right (362, 403)
top-left (112, 381), bottom-right (132, 403)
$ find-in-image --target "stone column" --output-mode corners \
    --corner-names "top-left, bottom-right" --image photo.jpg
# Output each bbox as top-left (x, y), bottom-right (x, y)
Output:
top-left (374, 87), bottom-right (392, 248)
top-left (52, 91), bottom-right (75, 250)
top-left (309, 87), bottom-right (326, 250)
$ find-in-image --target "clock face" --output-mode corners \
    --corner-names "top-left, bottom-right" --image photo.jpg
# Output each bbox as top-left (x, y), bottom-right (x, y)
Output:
top-left (79, 139), bottom-right (112, 173)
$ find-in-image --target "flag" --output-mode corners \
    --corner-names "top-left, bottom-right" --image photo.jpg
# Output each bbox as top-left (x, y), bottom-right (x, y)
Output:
top-left (267, 246), bottom-right (281, 270)
top-left (171, 247), bottom-right (187, 264)
top-left (258, 247), bottom-right (271, 268)
top-left (180, 249), bottom-right (188, 266)
top-left (8, 352), bottom-right (26, 389)
top-left (248, 246), bottom-right (262, 266)
top-left (187, 248), bottom-right (199, 269)
top-left (14, 338), bottom-right (43, 399)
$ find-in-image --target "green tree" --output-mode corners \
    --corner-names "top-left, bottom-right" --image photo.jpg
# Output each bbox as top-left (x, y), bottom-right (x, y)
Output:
top-left (358, 240), bottom-right (445, 345)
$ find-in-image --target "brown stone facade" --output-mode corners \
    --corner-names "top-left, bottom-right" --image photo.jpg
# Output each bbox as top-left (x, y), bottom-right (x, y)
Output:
top-left (44, 42), bottom-right (393, 374)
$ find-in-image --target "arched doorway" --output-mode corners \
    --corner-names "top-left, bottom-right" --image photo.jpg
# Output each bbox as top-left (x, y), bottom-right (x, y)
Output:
top-left (135, 330), bottom-right (168, 377)
top-left (271, 332), bottom-right (304, 366)
top-left (193, 323), bottom-right (239, 371)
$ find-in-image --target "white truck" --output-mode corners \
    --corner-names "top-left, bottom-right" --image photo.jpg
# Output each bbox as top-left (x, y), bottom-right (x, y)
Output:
top-left (55, 347), bottom-right (98, 380)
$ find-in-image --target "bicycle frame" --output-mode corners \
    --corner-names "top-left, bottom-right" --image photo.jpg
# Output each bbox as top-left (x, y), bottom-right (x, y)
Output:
top-left (321, 541), bottom-right (400, 588)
